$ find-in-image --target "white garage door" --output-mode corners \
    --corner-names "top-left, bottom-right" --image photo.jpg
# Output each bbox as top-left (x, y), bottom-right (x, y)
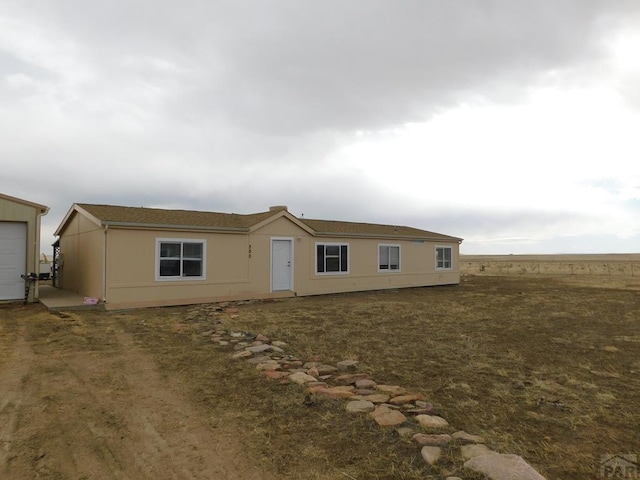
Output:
top-left (0, 222), bottom-right (27, 301)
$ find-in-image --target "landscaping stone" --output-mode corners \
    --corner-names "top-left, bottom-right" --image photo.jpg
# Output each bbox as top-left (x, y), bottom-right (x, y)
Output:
top-left (336, 360), bottom-right (359, 371)
top-left (316, 364), bottom-right (339, 375)
top-left (389, 393), bottom-right (425, 405)
top-left (355, 379), bottom-right (376, 389)
top-left (370, 405), bottom-right (407, 426)
top-left (289, 372), bottom-right (318, 385)
top-left (412, 433), bottom-right (451, 446)
top-left (256, 360), bottom-right (281, 371)
top-left (464, 453), bottom-right (547, 480)
top-left (355, 388), bottom-right (378, 396)
top-left (262, 371), bottom-right (289, 380)
top-left (346, 400), bottom-right (375, 413)
top-left (406, 405), bottom-right (439, 415)
top-left (460, 444), bottom-right (496, 460)
top-left (376, 385), bottom-right (407, 396)
top-left (255, 334), bottom-right (270, 342)
top-left (282, 360), bottom-right (304, 368)
top-left (307, 366), bottom-right (320, 378)
top-left (416, 414), bottom-right (450, 429)
top-left (452, 430), bottom-right (486, 444)
top-left (246, 344), bottom-right (272, 354)
top-left (303, 361), bottom-right (322, 369)
top-left (420, 446), bottom-right (442, 465)
top-left (231, 350), bottom-right (253, 359)
top-left (335, 373), bottom-right (369, 384)
top-left (271, 340), bottom-right (287, 347)
top-left (308, 386), bottom-right (356, 399)
top-left (354, 394), bottom-right (390, 404)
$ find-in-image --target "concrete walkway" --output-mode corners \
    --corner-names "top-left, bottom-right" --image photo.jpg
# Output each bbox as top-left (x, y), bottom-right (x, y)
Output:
top-left (38, 285), bottom-right (103, 311)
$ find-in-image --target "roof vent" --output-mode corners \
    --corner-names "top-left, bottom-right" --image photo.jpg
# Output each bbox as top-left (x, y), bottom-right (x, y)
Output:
top-left (269, 205), bottom-right (288, 212)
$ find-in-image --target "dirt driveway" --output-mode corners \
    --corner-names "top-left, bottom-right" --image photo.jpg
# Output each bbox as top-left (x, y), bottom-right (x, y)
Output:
top-left (0, 305), bottom-right (271, 480)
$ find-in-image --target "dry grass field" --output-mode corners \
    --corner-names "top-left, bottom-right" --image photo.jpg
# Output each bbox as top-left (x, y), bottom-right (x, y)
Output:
top-left (1, 273), bottom-right (639, 479)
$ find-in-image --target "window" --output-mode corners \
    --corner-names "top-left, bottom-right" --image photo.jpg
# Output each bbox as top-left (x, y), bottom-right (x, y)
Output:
top-left (156, 239), bottom-right (206, 280)
top-left (436, 246), bottom-right (452, 270)
top-left (379, 244), bottom-right (400, 271)
top-left (316, 243), bottom-right (349, 274)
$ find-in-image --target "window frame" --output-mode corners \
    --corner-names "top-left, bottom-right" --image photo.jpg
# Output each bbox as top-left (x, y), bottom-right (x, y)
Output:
top-left (378, 244), bottom-right (401, 272)
top-left (155, 238), bottom-right (207, 281)
top-left (315, 242), bottom-right (349, 275)
top-left (435, 245), bottom-right (453, 270)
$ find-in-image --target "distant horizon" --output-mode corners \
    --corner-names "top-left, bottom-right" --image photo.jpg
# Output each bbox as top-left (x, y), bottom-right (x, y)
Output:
top-left (460, 252), bottom-right (640, 257)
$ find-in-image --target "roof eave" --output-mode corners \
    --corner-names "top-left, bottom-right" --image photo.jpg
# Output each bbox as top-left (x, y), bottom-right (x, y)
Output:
top-left (312, 232), bottom-right (463, 242)
top-left (102, 221), bottom-right (249, 233)
top-left (0, 192), bottom-right (49, 214)
top-left (54, 203), bottom-right (100, 236)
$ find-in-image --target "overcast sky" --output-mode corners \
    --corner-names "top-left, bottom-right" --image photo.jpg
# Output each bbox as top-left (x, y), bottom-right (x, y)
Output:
top-left (2, 1), bottom-right (639, 254)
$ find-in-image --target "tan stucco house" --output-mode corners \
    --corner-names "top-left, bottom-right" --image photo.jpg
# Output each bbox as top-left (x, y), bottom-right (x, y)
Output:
top-left (53, 203), bottom-right (462, 310)
top-left (0, 193), bottom-right (49, 302)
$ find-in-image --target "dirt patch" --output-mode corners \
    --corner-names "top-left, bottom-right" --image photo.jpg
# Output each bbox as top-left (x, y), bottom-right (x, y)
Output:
top-left (0, 304), bottom-right (273, 480)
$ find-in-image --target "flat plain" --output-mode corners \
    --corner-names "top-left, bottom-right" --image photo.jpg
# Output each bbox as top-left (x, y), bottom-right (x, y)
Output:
top-left (1, 272), bottom-right (639, 479)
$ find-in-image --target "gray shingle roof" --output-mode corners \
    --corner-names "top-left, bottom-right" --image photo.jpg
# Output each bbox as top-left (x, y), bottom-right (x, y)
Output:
top-left (77, 204), bottom-right (273, 230)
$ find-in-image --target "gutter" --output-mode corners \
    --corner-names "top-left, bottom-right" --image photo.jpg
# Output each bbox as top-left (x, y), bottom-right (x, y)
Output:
top-left (311, 232), bottom-right (464, 243)
top-left (102, 221), bottom-right (248, 233)
top-left (33, 206), bottom-right (49, 301)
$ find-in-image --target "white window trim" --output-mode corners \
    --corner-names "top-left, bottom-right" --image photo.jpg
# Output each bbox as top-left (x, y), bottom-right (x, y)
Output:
top-left (378, 244), bottom-right (401, 273)
top-left (435, 245), bottom-right (453, 270)
top-left (155, 238), bottom-right (207, 281)
top-left (315, 242), bottom-right (350, 275)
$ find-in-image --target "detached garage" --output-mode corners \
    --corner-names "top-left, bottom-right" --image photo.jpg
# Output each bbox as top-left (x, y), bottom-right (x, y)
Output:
top-left (0, 193), bottom-right (49, 303)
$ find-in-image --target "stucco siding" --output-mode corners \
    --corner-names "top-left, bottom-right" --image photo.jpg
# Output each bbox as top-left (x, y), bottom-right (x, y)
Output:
top-left (104, 228), bottom-right (252, 308)
top-left (294, 237), bottom-right (460, 297)
top-left (58, 212), bottom-right (104, 298)
top-left (102, 224), bottom-right (460, 309)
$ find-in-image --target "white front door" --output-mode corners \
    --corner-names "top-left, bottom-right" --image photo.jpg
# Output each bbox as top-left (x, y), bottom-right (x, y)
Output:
top-left (271, 239), bottom-right (293, 291)
top-left (0, 222), bottom-right (27, 300)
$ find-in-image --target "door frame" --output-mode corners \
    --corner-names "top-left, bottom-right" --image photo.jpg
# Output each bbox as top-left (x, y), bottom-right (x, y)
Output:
top-left (270, 237), bottom-right (294, 292)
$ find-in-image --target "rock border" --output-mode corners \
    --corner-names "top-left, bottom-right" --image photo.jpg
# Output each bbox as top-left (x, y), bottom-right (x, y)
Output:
top-left (196, 304), bottom-right (547, 480)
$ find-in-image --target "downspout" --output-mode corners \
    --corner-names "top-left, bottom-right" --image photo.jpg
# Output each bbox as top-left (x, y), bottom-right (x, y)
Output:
top-left (103, 224), bottom-right (108, 303)
top-left (33, 206), bottom-right (49, 301)
top-left (34, 214), bottom-right (41, 301)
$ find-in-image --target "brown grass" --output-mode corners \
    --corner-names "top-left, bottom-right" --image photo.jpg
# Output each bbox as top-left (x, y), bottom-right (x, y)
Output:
top-left (113, 275), bottom-right (640, 479)
top-left (4, 274), bottom-right (639, 479)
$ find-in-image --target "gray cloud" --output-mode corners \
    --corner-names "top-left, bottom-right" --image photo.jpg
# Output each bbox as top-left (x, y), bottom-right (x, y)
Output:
top-left (7, 1), bottom-right (638, 134)
top-left (2, 1), bottom-right (640, 253)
